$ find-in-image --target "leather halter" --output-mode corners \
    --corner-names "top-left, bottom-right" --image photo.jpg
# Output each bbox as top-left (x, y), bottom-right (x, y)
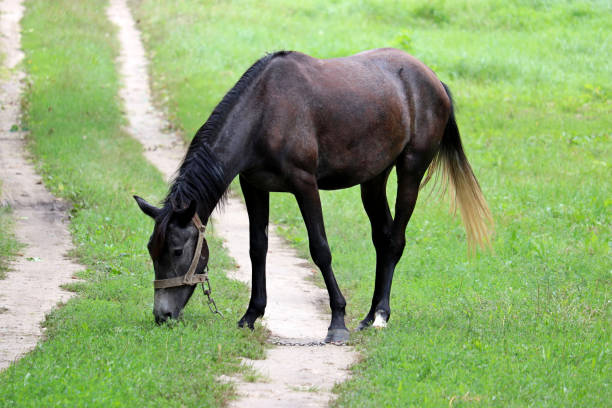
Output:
top-left (153, 213), bottom-right (208, 289)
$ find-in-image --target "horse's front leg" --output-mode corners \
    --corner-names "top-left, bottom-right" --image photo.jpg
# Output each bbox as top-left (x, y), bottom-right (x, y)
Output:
top-left (292, 172), bottom-right (349, 343)
top-left (237, 175), bottom-right (269, 329)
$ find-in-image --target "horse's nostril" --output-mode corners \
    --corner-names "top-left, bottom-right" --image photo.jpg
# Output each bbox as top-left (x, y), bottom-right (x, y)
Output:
top-left (154, 308), bottom-right (175, 324)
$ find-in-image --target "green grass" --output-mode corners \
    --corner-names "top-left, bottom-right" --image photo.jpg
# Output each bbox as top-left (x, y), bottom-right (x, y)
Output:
top-left (0, 183), bottom-right (22, 280)
top-left (0, 0), bottom-right (265, 406)
top-left (131, 0), bottom-right (611, 406)
top-left (0, 43), bottom-right (22, 279)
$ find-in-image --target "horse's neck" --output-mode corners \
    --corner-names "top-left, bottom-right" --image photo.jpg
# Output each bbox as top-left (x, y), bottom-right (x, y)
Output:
top-left (193, 82), bottom-right (262, 225)
top-left (171, 140), bottom-right (237, 223)
top-left (188, 127), bottom-right (251, 223)
top-left (208, 100), bottom-right (259, 185)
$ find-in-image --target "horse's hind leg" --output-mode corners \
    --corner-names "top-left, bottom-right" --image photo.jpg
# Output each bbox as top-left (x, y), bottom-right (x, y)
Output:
top-left (292, 171), bottom-right (349, 343)
top-left (358, 151), bottom-right (431, 330)
top-left (358, 169), bottom-right (393, 329)
top-left (238, 175), bottom-right (269, 329)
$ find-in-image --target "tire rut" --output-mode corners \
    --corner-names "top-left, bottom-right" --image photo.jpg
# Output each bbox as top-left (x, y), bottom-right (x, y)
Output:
top-left (0, 0), bottom-right (83, 371)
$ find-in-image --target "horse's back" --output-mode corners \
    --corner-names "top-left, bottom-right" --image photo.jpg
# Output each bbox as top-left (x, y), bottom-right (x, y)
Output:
top-left (282, 48), bottom-right (447, 105)
top-left (255, 49), bottom-right (450, 189)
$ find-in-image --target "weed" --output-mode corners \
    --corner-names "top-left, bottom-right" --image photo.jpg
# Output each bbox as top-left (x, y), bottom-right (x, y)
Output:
top-left (0, 197), bottom-right (22, 280)
top-left (241, 367), bottom-right (270, 384)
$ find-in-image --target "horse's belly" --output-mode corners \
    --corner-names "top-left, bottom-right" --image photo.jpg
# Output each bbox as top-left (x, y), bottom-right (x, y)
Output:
top-left (312, 84), bottom-right (409, 188)
top-left (241, 170), bottom-right (291, 192)
top-left (316, 156), bottom-right (397, 190)
top-left (315, 126), bottom-right (408, 190)
top-left (317, 172), bottom-right (372, 190)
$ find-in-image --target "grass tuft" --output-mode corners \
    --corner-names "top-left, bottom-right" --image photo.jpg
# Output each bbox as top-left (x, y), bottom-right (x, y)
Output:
top-left (0, 196), bottom-right (22, 280)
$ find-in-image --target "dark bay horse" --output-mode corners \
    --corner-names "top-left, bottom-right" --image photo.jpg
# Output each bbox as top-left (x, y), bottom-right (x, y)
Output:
top-left (134, 48), bottom-right (492, 342)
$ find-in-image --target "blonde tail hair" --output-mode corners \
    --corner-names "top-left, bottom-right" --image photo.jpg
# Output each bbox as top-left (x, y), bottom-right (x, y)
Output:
top-left (421, 83), bottom-right (493, 250)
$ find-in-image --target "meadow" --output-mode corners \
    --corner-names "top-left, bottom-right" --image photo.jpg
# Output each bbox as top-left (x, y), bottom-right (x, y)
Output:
top-left (0, 0), bottom-right (608, 407)
top-left (131, 0), bottom-right (611, 406)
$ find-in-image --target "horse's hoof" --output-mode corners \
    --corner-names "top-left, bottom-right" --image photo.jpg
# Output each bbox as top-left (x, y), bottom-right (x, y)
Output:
top-left (325, 328), bottom-right (350, 343)
top-left (372, 311), bottom-right (388, 329)
top-left (237, 318), bottom-right (255, 330)
top-left (357, 318), bottom-right (373, 331)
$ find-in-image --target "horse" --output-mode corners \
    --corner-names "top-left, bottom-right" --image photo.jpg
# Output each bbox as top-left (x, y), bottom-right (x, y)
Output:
top-left (134, 48), bottom-right (492, 343)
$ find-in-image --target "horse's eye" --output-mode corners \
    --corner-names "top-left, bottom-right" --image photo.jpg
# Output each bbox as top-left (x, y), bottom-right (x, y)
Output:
top-left (173, 249), bottom-right (183, 257)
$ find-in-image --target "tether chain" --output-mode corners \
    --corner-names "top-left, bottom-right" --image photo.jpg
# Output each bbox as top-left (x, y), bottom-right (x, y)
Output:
top-left (201, 272), bottom-right (223, 317)
top-left (268, 336), bottom-right (346, 347)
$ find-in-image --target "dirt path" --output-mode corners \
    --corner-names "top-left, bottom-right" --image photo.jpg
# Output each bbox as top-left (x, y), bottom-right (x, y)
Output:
top-left (107, 0), bottom-right (357, 406)
top-left (0, 0), bottom-right (83, 371)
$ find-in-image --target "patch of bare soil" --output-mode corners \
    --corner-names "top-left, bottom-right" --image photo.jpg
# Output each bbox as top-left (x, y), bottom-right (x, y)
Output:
top-left (106, 0), bottom-right (357, 406)
top-left (0, 0), bottom-right (83, 371)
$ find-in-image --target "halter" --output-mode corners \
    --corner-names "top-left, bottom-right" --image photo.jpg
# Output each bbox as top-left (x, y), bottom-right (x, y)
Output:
top-left (153, 213), bottom-right (208, 289)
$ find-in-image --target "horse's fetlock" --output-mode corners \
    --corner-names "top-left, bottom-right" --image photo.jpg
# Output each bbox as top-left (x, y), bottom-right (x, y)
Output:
top-left (248, 299), bottom-right (266, 315)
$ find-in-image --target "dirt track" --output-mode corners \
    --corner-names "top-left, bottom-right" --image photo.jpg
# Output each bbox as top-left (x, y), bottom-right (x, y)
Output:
top-left (106, 0), bottom-right (357, 406)
top-left (0, 0), bottom-right (83, 371)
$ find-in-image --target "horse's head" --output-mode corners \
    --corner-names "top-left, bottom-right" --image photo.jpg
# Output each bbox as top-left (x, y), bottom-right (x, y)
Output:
top-left (134, 196), bottom-right (209, 324)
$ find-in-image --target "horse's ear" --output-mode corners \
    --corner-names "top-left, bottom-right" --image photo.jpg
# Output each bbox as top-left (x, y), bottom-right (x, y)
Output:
top-left (174, 200), bottom-right (197, 226)
top-left (134, 195), bottom-right (161, 219)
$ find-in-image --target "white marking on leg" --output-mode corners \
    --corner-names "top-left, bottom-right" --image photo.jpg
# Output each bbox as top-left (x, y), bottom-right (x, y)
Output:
top-left (372, 311), bottom-right (387, 328)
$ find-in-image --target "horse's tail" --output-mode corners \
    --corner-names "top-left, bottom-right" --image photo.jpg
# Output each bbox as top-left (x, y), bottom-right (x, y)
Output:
top-left (421, 82), bottom-right (493, 250)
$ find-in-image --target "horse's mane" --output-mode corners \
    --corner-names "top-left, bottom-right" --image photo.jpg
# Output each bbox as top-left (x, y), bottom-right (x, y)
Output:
top-left (150, 51), bottom-right (293, 257)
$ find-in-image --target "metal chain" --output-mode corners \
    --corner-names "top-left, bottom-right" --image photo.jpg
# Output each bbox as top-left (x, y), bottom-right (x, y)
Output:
top-left (201, 274), bottom-right (223, 318)
top-left (270, 338), bottom-right (326, 347)
top-left (268, 336), bottom-right (346, 347)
